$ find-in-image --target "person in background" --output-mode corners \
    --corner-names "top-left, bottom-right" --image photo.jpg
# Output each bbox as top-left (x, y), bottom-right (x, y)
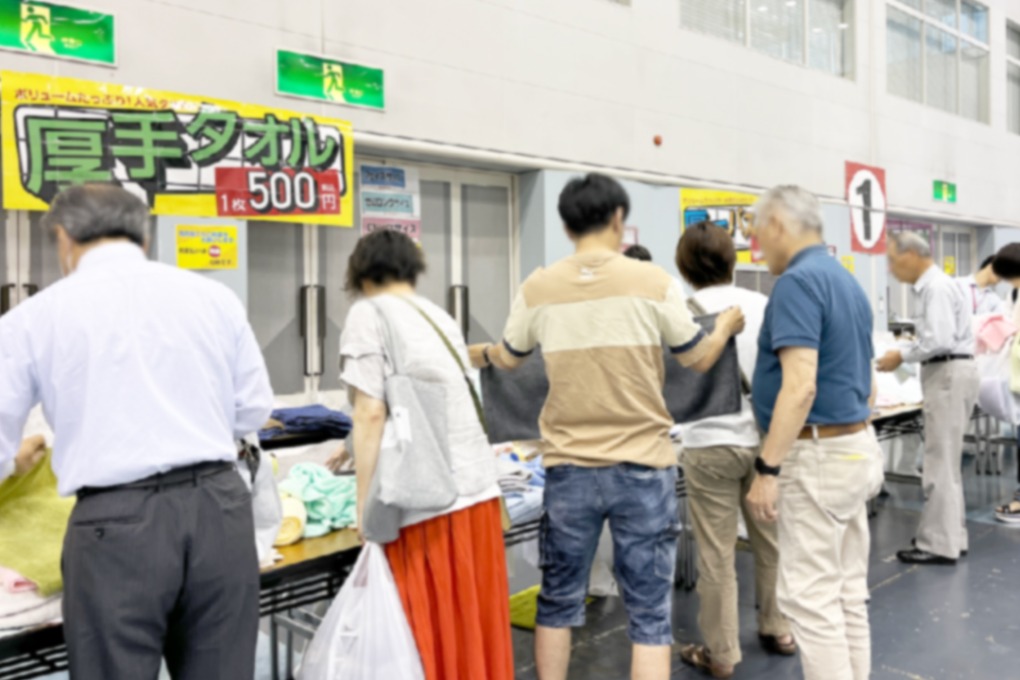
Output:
top-left (469, 173), bottom-right (745, 680)
top-left (745, 186), bottom-right (881, 680)
top-left (956, 255), bottom-right (1006, 317)
top-left (990, 243), bottom-right (1020, 524)
top-left (0, 184), bottom-right (274, 680)
top-left (8, 436), bottom-right (47, 478)
top-left (339, 230), bottom-right (512, 680)
top-left (623, 244), bottom-right (652, 262)
top-left (878, 232), bottom-right (979, 565)
top-left (674, 222), bottom-right (794, 679)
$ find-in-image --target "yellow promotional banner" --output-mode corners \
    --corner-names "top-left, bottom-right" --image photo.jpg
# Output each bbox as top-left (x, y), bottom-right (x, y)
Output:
top-left (680, 187), bottom-right (761, 264)
top-left (943, 256), bottom-right (956, 275)
top-left (679, 188), bottom-right (759, 216)
top-left (1, 70), bottom-right (354, 226)
top-left (176, 226), bottom-right (238, 270)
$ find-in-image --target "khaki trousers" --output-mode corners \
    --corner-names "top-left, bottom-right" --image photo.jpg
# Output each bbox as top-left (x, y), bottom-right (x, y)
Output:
top-left (684, 446), bottom-right (789, 666)
top-left (777, 429), bottom-right (884, 680)
top-left (917, 360), bottom-right (980, 559)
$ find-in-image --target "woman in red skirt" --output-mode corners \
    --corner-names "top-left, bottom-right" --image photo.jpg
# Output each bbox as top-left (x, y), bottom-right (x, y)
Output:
top-left (339, 230), bottom-right (514, 680)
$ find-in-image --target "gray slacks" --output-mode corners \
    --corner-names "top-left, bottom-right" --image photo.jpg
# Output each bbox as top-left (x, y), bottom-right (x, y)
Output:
top-left (917, 360), bottom-right (980, 559)
top-left (62, 466), bottom-right (259, 680)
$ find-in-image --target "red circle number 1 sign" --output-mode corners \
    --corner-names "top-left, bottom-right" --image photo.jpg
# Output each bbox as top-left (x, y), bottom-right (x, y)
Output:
top-left (846, 161), bottom-right (887, 255)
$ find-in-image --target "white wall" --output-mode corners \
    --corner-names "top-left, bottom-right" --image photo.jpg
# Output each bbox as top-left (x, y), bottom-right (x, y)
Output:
top-left (519, 172), bottom-right (891, 330)
top-left (3, 0), bottom-right (1018, 224)
top-left (519, 170), bottom-right (684, 274)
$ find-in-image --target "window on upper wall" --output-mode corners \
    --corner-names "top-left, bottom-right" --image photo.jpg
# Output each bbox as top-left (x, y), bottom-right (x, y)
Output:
top-left (886, 1), bottom-right (990, 123)
top-left (1008, 22), bottom-right (1020, 135)
top-left (680, 0), bottom-right (855, 79)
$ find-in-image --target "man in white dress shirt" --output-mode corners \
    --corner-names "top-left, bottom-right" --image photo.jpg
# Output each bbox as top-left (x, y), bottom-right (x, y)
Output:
top-left (0, 184), bottom-right (274, 680)
top-left (878, 231), bottom-right (979, 566)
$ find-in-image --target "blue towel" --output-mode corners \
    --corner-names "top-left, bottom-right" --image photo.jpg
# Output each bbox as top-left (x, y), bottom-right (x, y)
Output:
top-left (505, 488), bottom-right (544, 525)
top-left (261, 405), bottom-right (352, 441)
top-left (524, 458), bottom-right (546, 487)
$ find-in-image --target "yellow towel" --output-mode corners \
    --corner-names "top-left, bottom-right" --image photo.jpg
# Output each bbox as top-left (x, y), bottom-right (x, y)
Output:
top-left (274, 493), bottom-right (307, 547)
top-left (0, 452), bottom-right (75, 597)
top-left (509, 586), bottom-right (592, 631)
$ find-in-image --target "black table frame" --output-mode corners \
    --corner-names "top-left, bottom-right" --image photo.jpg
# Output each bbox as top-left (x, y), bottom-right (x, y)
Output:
top-left (0, 546), bottom-right (362, 680)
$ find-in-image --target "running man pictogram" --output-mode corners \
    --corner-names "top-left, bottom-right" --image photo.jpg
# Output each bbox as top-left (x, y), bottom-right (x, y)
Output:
top-left (323, 63), bottom-right (347, 103)
top-left (20, 4), bottom-right (54, 52)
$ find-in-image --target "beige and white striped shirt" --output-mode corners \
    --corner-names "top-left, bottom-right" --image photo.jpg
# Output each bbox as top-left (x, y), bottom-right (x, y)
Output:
top-left (502, 251), bottom-right (706, 469)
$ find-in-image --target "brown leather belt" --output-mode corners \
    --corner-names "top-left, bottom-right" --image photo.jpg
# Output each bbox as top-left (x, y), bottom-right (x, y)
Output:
top-left (797, 422), bottom-right (868, 440)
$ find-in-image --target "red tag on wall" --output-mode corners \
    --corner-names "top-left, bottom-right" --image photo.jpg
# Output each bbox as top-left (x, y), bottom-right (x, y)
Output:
top-left (845, 161), bottom-right (888, 255)
top-left (215, 167), bottom-right (342, 218)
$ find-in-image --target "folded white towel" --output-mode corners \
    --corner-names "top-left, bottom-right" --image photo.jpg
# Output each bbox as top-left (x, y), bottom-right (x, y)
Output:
top-left (0, 595), bottom-right (61, 630)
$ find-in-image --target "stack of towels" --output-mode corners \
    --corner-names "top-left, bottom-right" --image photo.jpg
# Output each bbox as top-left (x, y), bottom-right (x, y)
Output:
top-left (497, 450), bottom-right (546, 526)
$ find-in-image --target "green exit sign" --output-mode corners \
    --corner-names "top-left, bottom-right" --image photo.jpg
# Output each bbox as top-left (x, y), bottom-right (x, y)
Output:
top-left (933, 180), bottom-right (957, 203)
top-left (277, 49), bottom-right (385, 111)
top-left (0, 1), bottom-right (116, 66)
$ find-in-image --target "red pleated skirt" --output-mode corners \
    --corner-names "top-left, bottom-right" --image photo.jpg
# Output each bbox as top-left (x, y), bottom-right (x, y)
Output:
top-left (385, 498), bottom-right (514, 680)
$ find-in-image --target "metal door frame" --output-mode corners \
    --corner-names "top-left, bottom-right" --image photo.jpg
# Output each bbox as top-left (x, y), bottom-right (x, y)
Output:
top-left (302, 157), bottom-right (518, 399)
top-left (1, 211), bottom-right (33, 314)
top-left (352, 155), bottom-right (519, 297)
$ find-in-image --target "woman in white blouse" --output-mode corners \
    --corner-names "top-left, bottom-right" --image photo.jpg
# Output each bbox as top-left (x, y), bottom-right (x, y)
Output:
top-left (674, 222), bottom-right (796, 679)
top-left (339, 230), bottom-right (512, 680)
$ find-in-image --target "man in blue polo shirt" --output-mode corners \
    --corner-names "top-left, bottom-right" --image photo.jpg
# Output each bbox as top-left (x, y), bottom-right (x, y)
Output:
top-left (745, 186), bottom-right (883, 680)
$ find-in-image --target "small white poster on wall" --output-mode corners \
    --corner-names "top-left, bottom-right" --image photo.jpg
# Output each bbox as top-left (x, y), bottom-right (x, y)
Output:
top-left (359, 163), bottom-right (422, 241)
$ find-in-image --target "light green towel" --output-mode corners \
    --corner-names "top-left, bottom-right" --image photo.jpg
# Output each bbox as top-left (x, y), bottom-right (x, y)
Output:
top-left (0, 452), bottom-right (75, 596)
top-left (277, 463), bottom-right (357, 538)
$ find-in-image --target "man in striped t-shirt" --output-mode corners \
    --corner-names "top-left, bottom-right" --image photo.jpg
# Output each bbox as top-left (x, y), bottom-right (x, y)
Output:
top-left (471, 174), bottom-right (744, 680)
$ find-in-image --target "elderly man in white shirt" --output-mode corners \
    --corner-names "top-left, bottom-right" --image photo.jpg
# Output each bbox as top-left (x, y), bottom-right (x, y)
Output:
top-left (878, 231), bottom-right (979, 566)
top-left (0, 184), bottom-right (274, 680)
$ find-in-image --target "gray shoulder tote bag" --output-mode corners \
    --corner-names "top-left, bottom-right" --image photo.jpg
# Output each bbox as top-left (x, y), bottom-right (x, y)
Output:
top-left (361, 297), bottom-right (460, 543)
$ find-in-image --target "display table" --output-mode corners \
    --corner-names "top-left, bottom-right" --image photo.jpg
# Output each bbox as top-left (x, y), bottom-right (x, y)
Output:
top-left (872, 404), bottom-right (925, 486)
top-left (0, 531), bottom-right (363, 680)
top-left (873, 404), bottom-right (924, 441)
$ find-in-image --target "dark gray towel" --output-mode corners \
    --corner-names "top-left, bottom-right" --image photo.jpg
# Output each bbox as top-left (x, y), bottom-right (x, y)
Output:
top-left (482, 346), bottom-right (550, 444)
top-left (481, 314), bottom-right (743, 444)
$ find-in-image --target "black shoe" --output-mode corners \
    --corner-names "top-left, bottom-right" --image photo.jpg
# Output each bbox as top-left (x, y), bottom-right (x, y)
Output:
top-left (911, 538), bottom-right (966, 557)
top-left (897, 548), bottom-right (956, 565)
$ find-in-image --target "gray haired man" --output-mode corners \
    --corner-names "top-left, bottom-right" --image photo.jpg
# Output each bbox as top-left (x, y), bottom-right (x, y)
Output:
top-left (878, 231), bottom-right (978, 565)
top-left (0, 184), bottom-right (274, 679)
top-left (745, 186), bottom-right (882, 680)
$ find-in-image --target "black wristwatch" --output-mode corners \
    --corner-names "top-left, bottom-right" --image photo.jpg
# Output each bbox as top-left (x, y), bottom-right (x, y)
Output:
top-left (754, 457), bottom-right (781, 477)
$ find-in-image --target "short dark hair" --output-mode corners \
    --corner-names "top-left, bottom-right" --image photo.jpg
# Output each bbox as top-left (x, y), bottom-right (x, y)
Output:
top-left (980, 255), bottom-right (996, 270)
top-left (41, 183), bottom-right (149, 246)
top-left (675, 221), bottom-right (736, 289)
top-left (623, 244), bottom-right (652, 262)
top-left (557, 173), bottom-right (630, 237)
top-left (992, 244), bottom-right (1020, 280)
top-left (345, 230), bottom-right (426, 293)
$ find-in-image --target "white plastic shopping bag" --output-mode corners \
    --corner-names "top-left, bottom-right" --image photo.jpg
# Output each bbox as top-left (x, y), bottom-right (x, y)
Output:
top-left (297, 543), bottom-right (425, 680)
top-left (237, 439), bottom-right (283, 567)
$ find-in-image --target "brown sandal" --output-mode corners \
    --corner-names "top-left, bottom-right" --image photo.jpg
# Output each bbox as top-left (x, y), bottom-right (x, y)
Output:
top-left (679, 644), bottom-right (734, 679)
top-left (759, 633), bottom-right (797, 656)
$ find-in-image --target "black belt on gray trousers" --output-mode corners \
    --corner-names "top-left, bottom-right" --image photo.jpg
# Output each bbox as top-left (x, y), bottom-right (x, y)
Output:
top-left (76, 460), bottom-right (234, 500)
top-left (921, 354), bottom-right (974, 367)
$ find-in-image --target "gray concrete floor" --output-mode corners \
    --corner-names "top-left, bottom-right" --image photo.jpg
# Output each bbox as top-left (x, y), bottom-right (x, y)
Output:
top-left (510, 452), bottom-right (1020, 680)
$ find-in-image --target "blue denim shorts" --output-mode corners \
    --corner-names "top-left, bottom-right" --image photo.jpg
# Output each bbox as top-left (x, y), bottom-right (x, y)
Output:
top-left (536, 463), bottom-right (680, 646)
